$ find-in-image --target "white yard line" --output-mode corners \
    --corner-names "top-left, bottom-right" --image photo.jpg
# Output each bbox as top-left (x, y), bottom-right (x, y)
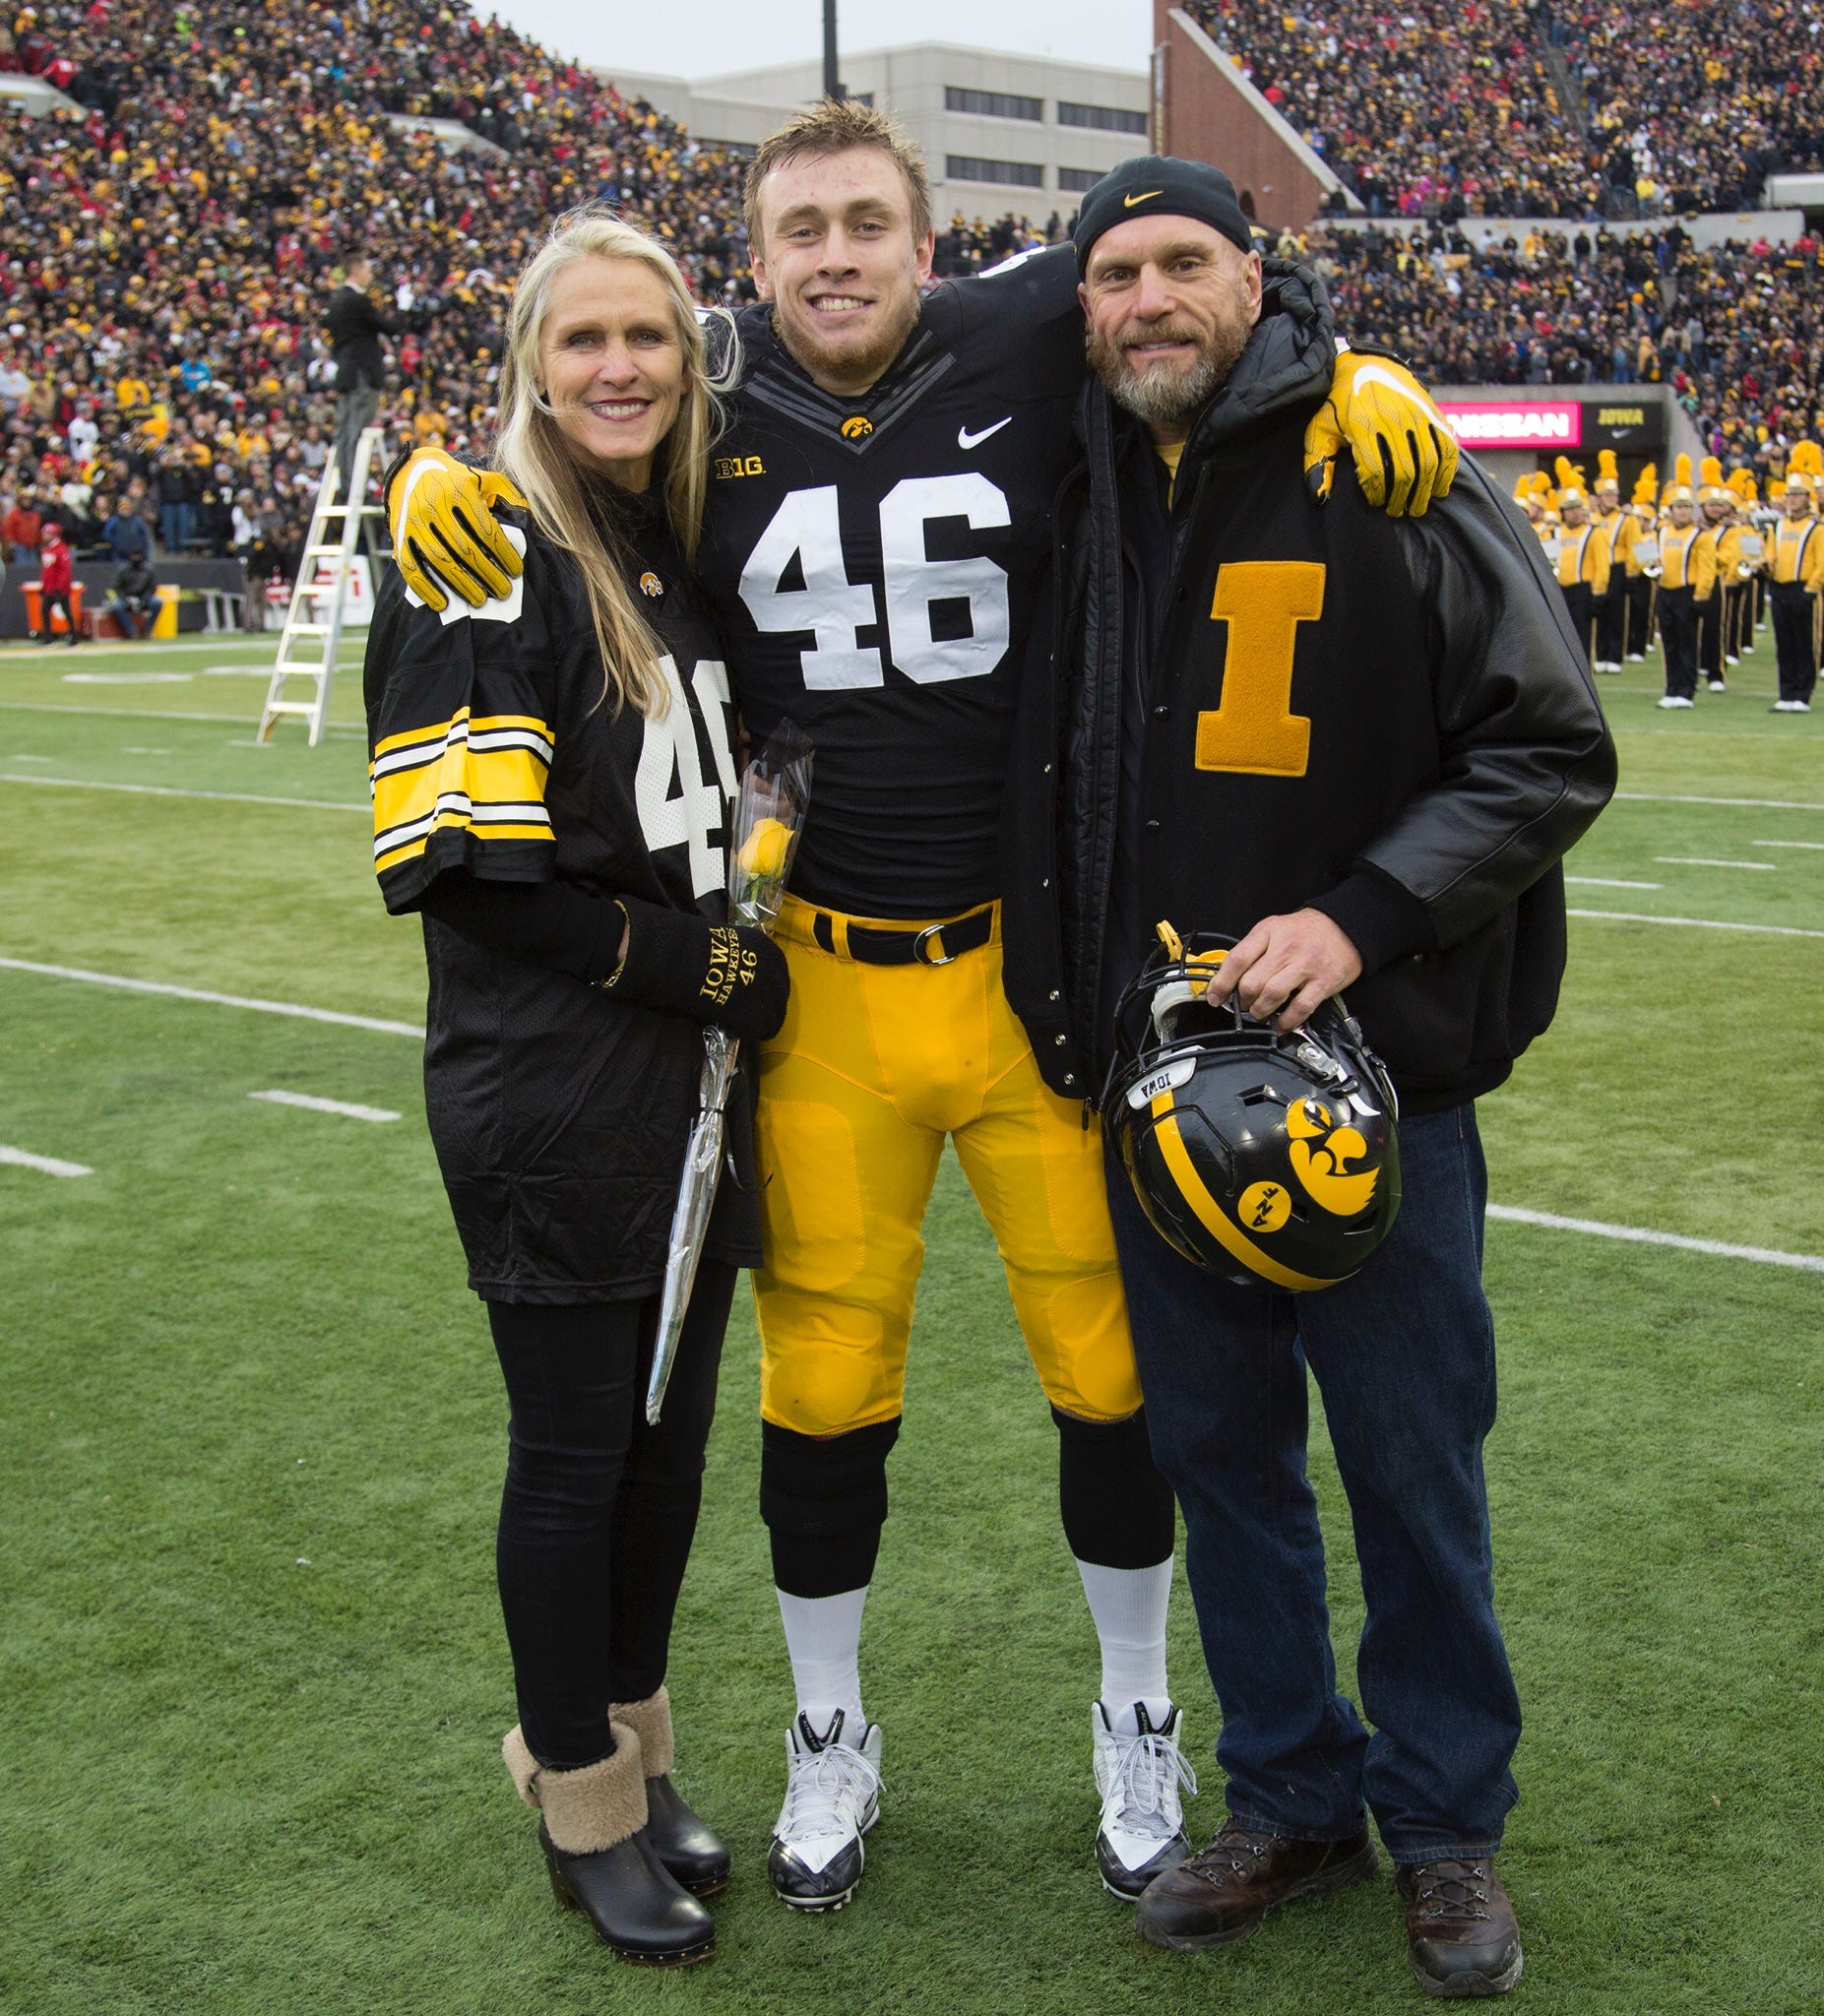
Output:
top-left (1615, 790), bottom-right (1824, 812)
top-left (0, 773), bottom-right (366, 812)
top-left (0, 957), bottom-right (422, 1038)
top-left (60, 671), bottom-right (196, 684)
top-left (0, 1143), bottom-right (93, 1177)
top-left (1753, 838), bottom-right (1824, 850)
top-left (0, 701), bottom-right (362, 731)
top-left (249, 1090), bottom-right (401, 1123)
top-left (1565, 876), bottom-right (1661, 890)
top-left (1654, 856), bottom-right (1777, 871)
top-left (1488, 1205), bottom-right (1823, 1275)
top-left (1568, 909), bottom-right (1824, 940)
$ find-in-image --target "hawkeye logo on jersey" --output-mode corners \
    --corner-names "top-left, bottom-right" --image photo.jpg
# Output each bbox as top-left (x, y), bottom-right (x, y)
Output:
top-left (841, 414), bottom-right (874, 440)
top-left (715, 454), bottom-right (766, 480)
top-left (639, 571), bottom-right (663, 598)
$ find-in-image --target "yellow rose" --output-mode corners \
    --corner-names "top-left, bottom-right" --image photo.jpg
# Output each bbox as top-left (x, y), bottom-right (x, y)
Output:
top-left (737, 817), bottom-right (790, 880)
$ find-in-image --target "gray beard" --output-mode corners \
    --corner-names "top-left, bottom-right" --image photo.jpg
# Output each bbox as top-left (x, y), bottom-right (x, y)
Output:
top-left (1090, 317), bottom-right (1251, 433)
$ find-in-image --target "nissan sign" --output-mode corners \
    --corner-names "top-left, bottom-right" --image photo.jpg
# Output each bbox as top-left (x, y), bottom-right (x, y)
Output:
top-left (1437, 400), bottom-right (1583, 447)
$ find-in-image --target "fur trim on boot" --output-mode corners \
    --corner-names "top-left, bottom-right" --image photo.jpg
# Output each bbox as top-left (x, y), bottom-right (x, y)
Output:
top-left (501, 1721), bottom-right (649, 1855)
top-left (607, 1687), bottom-right (674, 1780)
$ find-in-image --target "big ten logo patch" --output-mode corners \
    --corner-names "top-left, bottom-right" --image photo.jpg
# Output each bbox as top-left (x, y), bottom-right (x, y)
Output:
top-left (715, 454), bottom-right (766, 480)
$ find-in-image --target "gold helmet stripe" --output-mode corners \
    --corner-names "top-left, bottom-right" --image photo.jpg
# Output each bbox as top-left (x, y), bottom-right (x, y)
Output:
top-left (1150, 1090), bottom-right (1336, 1292)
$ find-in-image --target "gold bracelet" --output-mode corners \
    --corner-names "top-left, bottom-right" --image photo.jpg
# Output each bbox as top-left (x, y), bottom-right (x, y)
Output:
top-left (595, 900), bottom-right (631, 990)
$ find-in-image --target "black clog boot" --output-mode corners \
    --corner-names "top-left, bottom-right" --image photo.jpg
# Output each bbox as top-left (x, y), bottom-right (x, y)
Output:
top-left (611, 1686), bottom-right (732, 1898)
top-left (504, 1723), bottom-right (714, 1966)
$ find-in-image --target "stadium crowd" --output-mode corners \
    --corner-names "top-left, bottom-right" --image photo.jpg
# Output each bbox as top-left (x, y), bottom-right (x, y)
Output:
top-left (0, 0), bottom-right (1819, 606)
top-left (1186, 0), bottom-right (1824, 220)
top-left (1305, 220), bottom-right (1824, 475)
top-left (0, 0), bottom-right (753, 586)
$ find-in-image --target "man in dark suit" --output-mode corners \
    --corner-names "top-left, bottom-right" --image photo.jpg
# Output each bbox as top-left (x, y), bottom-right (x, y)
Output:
top-left (326, 256), bottom-right (395, 497)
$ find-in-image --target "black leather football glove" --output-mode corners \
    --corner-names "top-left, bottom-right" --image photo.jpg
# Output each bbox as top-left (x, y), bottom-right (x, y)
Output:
top-left (611, 896), bottom-right (789, 1042)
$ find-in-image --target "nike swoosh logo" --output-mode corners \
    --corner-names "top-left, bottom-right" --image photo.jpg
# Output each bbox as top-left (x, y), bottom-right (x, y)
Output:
top-left (958, 416), bottom-right (1012, 451)
top-left (1123, 190), bottom-right (1162, 208)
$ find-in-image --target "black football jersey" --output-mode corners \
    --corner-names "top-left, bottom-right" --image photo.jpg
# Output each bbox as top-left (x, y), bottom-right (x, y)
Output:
top-left (698, 245), bottom-right (1084, 918)
top-left (364, 496), bottom-right (759, 1300)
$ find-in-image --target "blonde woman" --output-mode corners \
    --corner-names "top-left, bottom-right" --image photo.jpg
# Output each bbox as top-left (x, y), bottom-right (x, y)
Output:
top-left (364, 210), bottom-right (786, 1967)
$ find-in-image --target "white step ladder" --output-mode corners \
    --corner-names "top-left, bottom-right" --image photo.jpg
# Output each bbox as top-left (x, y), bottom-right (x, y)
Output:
top-left (259, 425), bottom-right (386, 746)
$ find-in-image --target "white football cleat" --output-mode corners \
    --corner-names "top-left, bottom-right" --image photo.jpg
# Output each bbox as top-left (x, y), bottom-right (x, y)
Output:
top-left (768, 1711), bottom-right (881, 1912)
top-left (1657, 695), bottom-right (1695, 709)
top-left (1093, 1700), bottom-right (1196, 1899)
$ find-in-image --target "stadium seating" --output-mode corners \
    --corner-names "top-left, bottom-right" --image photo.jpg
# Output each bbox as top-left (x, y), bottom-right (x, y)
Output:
top-left (1183, 0), bottom-right (1824, 220)
top-left (0, 0), bottom-right (1818, 584)
top-left (1307, 220), bottom-right (1824, 473)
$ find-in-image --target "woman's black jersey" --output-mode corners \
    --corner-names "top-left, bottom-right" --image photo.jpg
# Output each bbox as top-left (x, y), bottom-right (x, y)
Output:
top-left (364, 492), bottom-right (759, 1301)
top-left (698, 245), bottom-right (1084, 918)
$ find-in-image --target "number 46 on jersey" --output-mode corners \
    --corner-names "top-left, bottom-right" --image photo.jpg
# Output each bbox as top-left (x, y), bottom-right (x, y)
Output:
top-left (737, 477), bottom-right (1012, 689)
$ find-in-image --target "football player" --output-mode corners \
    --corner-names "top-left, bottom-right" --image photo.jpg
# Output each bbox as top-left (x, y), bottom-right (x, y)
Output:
top-left (387, 101), bottom-right (1458, 1915)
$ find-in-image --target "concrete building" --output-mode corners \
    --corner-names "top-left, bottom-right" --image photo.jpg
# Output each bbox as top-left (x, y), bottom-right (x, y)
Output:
top-left (598, 42), bottom-right (1151, 222)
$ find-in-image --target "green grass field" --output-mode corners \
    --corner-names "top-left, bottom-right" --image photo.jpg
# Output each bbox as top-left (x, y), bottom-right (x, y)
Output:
top-left (2, 629), bottom-right (1821, 2016)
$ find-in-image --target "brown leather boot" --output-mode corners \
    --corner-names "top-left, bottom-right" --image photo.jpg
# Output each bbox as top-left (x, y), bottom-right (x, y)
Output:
top-left (1135, 1818), bottom-right (1379, 1950)
top-left (1395, 1858), bottom-right (1523, 1997)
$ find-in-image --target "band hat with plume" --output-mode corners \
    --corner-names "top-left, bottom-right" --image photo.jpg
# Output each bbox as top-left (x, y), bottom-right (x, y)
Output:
top-left (1662, 453), bottom-right (1693, 506)
top-left (1596, 449), bottom-right (1620, 494)
top-left (1787, 441), bottom-right (1823, 494)
top-left (1699, 455), bottom-right (1730, 505)
top-left (1632, 463), bottom-right (1658, 507)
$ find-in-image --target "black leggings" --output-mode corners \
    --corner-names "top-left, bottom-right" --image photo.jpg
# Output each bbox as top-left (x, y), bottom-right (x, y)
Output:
top-left (487, 1262), bottom-right (735, 1771)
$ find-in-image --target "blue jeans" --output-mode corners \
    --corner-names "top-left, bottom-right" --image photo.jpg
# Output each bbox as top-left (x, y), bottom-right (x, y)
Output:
top-left (159, 501), bottom-right (194, 553)
top-left (1105, 1102), bottom-right (1520, 1862)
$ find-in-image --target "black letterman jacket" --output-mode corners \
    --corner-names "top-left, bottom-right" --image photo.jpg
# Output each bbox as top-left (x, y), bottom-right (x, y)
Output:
top-left (1002, 271), bottom-right (1617, 1114)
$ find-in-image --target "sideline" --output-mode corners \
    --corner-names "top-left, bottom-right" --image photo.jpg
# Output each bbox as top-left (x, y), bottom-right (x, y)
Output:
top-left (1487, 1205), bottom-right (1823, 1275)
top-left (0, 773), bottom-right (366, 812)
top-left (0, 956), bottom-right (422, 1038)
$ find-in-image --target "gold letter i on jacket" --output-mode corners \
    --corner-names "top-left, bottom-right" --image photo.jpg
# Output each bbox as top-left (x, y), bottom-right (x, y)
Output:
top-left (1195, 562), bottom-right (1326, 778)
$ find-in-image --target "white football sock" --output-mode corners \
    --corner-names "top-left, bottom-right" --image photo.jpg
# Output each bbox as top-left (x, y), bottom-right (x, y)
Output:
top-left (777, 1586), bottom-right (868, 1734)
top-left (1077, 1557), bottom-right (1173, 1726)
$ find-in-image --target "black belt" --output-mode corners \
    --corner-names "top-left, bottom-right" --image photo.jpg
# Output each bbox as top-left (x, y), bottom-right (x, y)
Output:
top-left (811, 906), bottom-right (994, 967)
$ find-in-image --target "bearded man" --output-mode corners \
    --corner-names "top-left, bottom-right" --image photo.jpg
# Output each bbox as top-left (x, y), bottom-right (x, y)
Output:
top-left (1004, 157), bottom-right (1614, 1997)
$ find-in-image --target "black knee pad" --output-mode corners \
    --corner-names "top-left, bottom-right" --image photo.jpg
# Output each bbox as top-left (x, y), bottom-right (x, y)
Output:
top-left (1054, 1406), bottom-right (1177, 1569)
top-left (762, 1418), bottom-right (901, 1597)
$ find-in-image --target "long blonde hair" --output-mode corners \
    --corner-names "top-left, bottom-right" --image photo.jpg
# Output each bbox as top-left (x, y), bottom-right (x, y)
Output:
top-left (494, 208), bottom-right (737, 715)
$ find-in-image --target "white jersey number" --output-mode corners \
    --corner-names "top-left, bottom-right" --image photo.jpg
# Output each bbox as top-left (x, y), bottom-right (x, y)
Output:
top-left (738, 476), bottom-right (1011, 689)
top-left (634, 655), bottom-right (735, 900)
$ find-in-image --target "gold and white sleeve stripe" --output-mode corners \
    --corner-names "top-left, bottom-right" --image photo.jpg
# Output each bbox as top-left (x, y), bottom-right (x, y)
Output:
top-left (371, 708), bottom-right (555, 879)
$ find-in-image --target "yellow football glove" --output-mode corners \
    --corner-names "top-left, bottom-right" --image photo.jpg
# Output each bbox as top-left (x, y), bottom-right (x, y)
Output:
top-left (385, 447), bottom-right (528, 611)
top-left (1303, 346), bottom-right (1458, 519)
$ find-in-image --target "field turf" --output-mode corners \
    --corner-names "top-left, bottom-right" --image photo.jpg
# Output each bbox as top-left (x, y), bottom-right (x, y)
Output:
top-left (1, 632), bottom-right (1820, 2015)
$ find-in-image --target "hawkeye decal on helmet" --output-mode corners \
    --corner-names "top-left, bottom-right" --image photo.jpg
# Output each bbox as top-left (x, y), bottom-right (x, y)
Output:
top-left (1101, 923), bottom-right (1401, 1290)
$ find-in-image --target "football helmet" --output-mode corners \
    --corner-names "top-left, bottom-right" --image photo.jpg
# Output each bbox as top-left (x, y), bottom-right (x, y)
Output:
top-left (1101, 926), bottom-right (1401, 1291)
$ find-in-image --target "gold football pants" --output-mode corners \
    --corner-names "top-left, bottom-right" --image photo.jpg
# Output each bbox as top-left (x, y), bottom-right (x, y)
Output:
top-left (752, 896), bottom-right (1140, 1436)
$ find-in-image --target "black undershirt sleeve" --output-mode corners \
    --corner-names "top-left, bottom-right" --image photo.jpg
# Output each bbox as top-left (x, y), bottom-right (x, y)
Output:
top-left (416, 873), bottom-right (623, 981)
